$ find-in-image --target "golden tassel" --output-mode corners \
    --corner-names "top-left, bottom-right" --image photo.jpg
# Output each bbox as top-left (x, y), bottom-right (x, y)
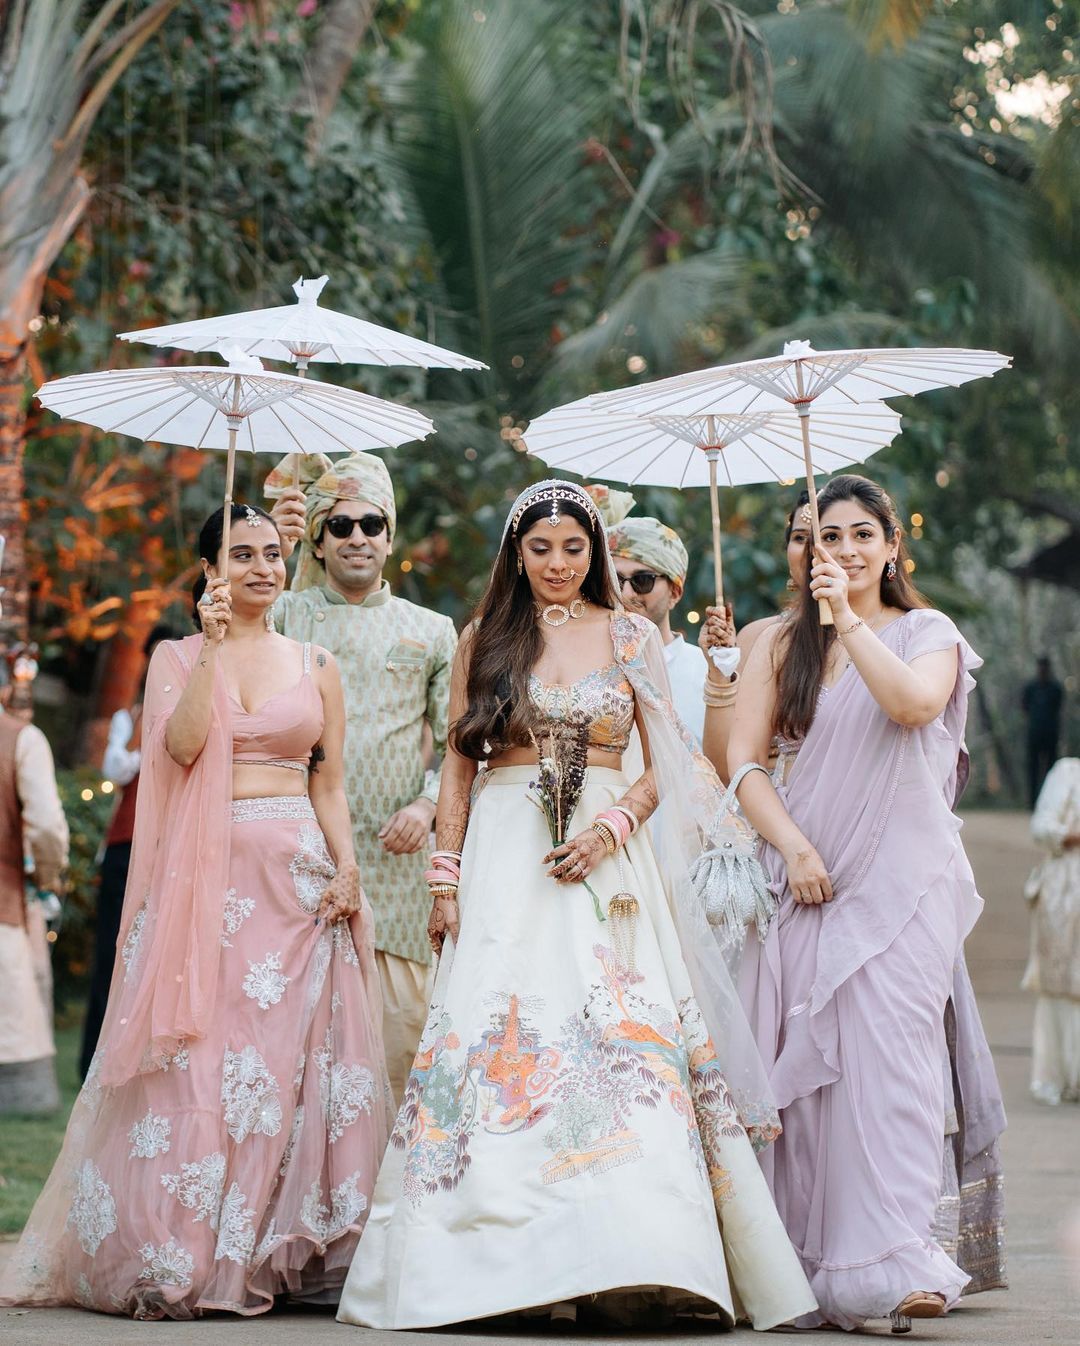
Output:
top-left (608, 892), bottom-right (639, 973)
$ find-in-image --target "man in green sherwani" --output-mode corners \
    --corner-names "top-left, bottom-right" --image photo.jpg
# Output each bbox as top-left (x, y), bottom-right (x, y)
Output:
top-left (267, 451), bottom-right (456, 1102)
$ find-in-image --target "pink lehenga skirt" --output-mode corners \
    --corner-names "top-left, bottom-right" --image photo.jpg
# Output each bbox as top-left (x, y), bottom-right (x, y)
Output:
top-left (0, 796), bottom-right (390, 1318)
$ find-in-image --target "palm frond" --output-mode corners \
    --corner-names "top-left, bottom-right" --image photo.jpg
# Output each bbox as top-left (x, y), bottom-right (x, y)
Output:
top-left (542, 247), bottom-right (750, 395)
top-left (380, 0), bottom-right (602, 377)
top-left (619, 1), bottom-right (789, 187)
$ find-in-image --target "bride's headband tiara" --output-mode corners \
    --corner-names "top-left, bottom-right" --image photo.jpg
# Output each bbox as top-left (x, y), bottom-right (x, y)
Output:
top-left (509, 481), bottom-right (601, 536)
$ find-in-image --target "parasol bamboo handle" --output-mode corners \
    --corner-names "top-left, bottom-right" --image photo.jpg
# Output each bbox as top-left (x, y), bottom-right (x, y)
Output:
top-left (292, 356), bottom-right (309, 489)
top-left (795, 400), bottom-right (833, 627)
top-left (222, 374), bottom-right (242, 564)
top-left (221, 431), bottom-right (237, 565)
top-left (706, 449), bottom-right (724, 608)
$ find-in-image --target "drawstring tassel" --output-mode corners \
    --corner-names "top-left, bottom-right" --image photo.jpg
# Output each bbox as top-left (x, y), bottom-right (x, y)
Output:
top-left (608, 892), bottom-right (639, 973)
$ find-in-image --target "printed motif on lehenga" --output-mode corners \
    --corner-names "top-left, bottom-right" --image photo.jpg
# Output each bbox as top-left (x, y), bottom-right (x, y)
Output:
top-left (391, 945), bottom-right (746, 1207)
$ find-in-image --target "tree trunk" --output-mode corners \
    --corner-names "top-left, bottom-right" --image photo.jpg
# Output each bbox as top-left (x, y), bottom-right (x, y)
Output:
top-left (81, 598), bottom-right (160, 766)
top-left (0, 351), bottom-right (30, 639)
top-left (299, 0), bottom-right (378, 155)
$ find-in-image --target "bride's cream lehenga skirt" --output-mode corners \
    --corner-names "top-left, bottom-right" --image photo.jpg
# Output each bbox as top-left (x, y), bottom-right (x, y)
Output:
top-left (338, 767), bottom-right (816, 1331)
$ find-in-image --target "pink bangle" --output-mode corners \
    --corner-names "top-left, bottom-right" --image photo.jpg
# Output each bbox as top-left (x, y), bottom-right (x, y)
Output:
top-left (424, 868), bottom-right (460, 886)
top-left (595, 809), bottom-right (631, 847)
top-left (608, 803), bottom-right (639, 836)
top-left (606, 811), bottom-right (631, 844)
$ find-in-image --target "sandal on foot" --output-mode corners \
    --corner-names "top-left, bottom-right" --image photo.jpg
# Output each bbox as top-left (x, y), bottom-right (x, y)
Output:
top-left (890, 1292), bottom-right (946, 1334)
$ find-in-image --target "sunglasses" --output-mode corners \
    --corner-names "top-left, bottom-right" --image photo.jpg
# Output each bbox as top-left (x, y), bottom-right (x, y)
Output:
top-left (620, 571), bottom-right (664, 595)
top-left (324, 513), bottom-right (388, 540)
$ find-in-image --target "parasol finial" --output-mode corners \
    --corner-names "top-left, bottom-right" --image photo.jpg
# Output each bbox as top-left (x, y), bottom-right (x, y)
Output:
top-left (221, 346), bottom-right (265, 374)
top-left (292, 275), bottom-right (330, 305)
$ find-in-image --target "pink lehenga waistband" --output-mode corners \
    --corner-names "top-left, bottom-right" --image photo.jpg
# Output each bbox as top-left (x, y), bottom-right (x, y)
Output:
top-left (230, 795), bottom-right (316, 824)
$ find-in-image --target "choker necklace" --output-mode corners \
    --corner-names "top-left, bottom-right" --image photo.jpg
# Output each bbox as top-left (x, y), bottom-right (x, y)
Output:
top-left (536, 598), bottom-right (587, 628)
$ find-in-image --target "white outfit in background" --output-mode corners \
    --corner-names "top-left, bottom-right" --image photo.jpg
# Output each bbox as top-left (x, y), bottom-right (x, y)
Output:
top-left (1025, 757), bottom-right (1080, 1104)
top-left (663, 633), bottom-right (708, 747)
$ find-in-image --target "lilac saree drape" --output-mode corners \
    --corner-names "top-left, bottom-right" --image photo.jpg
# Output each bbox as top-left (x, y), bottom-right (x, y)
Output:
top-left (740, 609), bottom-right (1004, 1329)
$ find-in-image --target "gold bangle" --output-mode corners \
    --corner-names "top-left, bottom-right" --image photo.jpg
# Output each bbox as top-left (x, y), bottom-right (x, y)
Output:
top-left (590, 821), bottom-right (617, 855)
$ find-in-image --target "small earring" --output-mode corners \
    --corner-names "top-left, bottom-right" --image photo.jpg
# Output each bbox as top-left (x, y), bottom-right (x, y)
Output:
top-left (785, 577), bottom-right (797, 592)
top-left (516, 554), bottom-right (523, 575)
top-left (265, 604), bottom-right (276, 632)
top-left (886, 560), bottom-right (897, 581)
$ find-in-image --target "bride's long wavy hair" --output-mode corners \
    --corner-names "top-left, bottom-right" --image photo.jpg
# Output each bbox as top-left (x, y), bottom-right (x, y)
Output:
top-left (775, 473), bottom-right (930, 741)
top-left (451, 495), bottom-right (620, 760)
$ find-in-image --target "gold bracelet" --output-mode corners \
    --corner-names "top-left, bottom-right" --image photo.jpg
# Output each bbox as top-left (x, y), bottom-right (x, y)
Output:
top-left (835, 617), bottom-right (864, 637)
top-left (428, 884), bottom-right (458, 899)
top-left (590, 821), bottom-right (618, 855)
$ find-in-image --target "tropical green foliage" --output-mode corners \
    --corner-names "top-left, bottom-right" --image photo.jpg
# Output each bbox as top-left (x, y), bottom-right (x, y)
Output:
top-left (21, 0), bottom-right (1080, 792)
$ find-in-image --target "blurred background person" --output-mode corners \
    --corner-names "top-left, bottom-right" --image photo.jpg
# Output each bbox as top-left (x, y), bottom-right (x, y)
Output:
top-left (0, 652), bottom-right (68, 1115)
top-left (1024, 756), bottom-right (1080, 1105)
top-left (79, 624), bottom-right (177, 1080)
top-left (605, 502), bottom-right (708, 744)
top-left (1022, 655), bottom-right (1064, 809)
top-left (698, 491), bottom-right (810, 784)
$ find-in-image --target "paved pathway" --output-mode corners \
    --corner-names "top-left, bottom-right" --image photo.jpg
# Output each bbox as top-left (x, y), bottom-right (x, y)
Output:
top-left (3, 811), bottom-right (1078, 1344)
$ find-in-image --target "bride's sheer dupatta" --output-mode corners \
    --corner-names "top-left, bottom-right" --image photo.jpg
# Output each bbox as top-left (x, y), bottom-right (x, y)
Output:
top-left (612, 611), bottom-right (781, 1147)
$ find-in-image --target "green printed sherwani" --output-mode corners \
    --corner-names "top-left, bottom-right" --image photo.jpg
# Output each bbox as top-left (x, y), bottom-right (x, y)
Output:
top-left (275, 582), bottom-right (457, 966)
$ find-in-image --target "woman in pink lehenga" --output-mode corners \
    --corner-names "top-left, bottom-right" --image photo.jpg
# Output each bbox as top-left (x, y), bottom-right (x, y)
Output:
top-left (729, 475), bottom-right (1002, 1333)
top-left (0, 504), bottom-right (390, 1319)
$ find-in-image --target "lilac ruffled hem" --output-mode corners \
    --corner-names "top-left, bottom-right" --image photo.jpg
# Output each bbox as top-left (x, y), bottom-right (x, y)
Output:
top-left (795, 1237), bottom-right (969, 1331)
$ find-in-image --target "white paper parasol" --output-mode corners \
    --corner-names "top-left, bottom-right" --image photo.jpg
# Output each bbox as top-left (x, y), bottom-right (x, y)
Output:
top-left (118, 274), bottom-right (487, 374)
top-left (523, 397), bottom-right (903, 611)
top-left (587, 341), bottom-right (1011, 623)
top-left (36, 350), bottom-right (434, 560)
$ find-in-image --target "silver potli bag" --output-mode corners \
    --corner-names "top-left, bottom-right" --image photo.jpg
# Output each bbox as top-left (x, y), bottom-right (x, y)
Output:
top-left (690, 762), bottom-right (776, 961)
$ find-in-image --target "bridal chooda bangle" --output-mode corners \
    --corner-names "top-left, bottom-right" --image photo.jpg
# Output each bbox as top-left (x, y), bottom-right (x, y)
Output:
top-left (590, 821), bottom-right (618, 855)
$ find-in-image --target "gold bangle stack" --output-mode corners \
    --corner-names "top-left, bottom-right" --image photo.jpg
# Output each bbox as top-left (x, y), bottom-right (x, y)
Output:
top-left (590, 821), bottom-right (618, 855)
top-left (428, 884), bottom-right (458, 900)
top-left (703, 677), bottom-right (738, 710)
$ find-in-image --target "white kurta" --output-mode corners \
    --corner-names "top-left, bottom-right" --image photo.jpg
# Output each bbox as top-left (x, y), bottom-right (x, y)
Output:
top-left (663, 633), bottom-right (708, 747)
top-left (1024, 757), bottom-right (1080, 1104)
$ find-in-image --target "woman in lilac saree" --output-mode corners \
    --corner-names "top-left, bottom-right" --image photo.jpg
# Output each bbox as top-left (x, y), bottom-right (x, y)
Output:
top-left (729, 475), bottom-right (1004, 1333)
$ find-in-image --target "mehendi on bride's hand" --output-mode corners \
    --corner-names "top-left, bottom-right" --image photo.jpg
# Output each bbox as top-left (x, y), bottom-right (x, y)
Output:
top-left (544, 828), bottom-right (606, 883)
top-left (427, 896), bottom-right (460, 954)
top-left (616, 771), bottom-right (659, 829)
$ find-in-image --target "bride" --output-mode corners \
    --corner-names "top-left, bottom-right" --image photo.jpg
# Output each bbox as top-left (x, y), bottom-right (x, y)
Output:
top-left (337, 479), bottom-right (815, 1331)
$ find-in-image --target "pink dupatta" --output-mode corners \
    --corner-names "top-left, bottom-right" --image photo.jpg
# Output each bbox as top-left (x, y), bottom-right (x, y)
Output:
top-left (98, 634), bottom-right (233, 1086)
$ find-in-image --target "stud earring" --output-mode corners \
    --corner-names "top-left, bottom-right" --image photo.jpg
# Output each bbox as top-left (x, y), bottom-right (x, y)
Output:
top-left (886, 560), bottom-right (897, 581)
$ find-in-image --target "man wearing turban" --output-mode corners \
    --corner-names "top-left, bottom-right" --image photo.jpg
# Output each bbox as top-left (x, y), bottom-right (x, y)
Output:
top-left (603, 506), bottom-right (708, 745)
top-left (266, 452), bottom-right (456, 1102)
